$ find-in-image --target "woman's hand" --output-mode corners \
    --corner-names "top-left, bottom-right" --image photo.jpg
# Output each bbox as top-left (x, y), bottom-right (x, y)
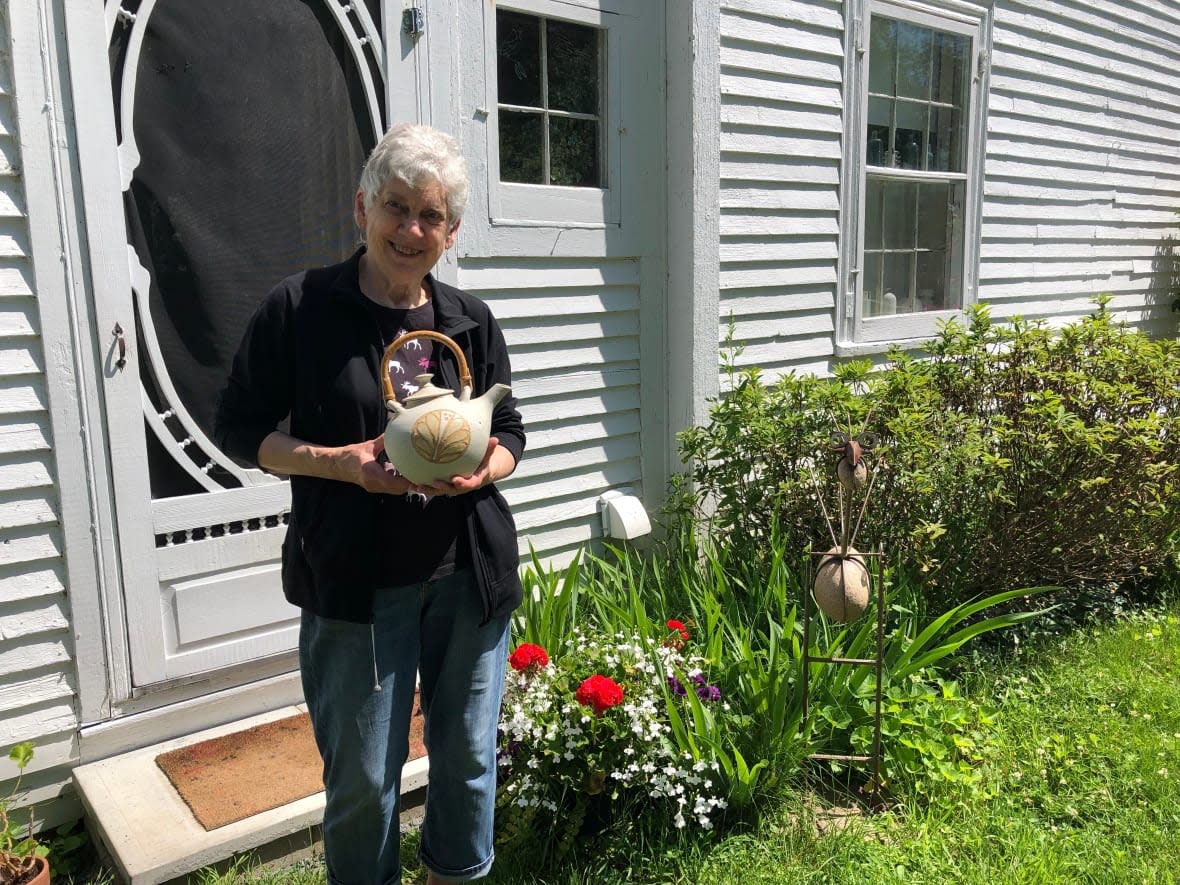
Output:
top-left (257, 430), bottom-right (424, 495)
top-left (333, 436), bottom-right (423, 495)
top-left (423, 436), bottom-right (515, 497)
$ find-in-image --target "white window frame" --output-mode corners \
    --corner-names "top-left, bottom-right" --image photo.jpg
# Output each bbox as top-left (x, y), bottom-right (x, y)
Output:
top-left (837, 0), bottom-right (991, 352)
top-left (479, 0), bottom-right (627, 230)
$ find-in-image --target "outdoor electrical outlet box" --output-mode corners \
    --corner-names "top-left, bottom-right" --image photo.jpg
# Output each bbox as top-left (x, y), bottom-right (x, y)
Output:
top-left (597, 490), bottom-right (652, 540)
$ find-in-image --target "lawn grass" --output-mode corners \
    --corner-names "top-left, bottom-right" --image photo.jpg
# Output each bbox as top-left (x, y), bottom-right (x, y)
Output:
top-left (157, 602), bottom-right (1180, 885)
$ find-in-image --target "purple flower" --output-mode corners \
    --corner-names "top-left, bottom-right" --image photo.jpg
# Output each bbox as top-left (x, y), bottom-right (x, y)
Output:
top-left (690, 673), bottom-right (707, 685)
top-left (668, 675), bottom-right (687, 697)
top-left (696, 683), bottom-right (721, 702)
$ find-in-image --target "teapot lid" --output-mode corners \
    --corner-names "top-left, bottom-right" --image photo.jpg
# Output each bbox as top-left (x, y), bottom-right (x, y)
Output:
top-left (401, 374), bottom-right (454, 408)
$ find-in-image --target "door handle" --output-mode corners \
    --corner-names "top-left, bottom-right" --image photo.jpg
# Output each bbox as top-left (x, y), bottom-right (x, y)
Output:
top-left (113, 322), bottom-right (127, 370)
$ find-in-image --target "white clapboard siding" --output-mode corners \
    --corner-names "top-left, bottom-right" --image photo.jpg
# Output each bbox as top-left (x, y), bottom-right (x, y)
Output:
top-left (981, 0), bottom-right (1180, 330)
top-left (459, 259), bottom-right (643, 562)
top-left (0, 6), bottom-right (80, 826)
top-left (719, 0), bottom-right (844, 382)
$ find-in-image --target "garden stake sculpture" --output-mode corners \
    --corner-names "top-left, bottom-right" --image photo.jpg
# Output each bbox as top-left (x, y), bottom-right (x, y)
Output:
top-left (801, 421), bottom-right (887, 794)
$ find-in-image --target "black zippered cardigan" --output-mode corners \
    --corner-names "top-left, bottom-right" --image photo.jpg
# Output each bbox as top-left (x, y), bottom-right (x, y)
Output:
top-left (213, 249), bottom-right (526, 624)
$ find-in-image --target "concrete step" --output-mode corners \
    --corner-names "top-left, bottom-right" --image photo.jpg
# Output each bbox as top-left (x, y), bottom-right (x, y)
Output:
top-left (73, 705), bottom-right (429, 884)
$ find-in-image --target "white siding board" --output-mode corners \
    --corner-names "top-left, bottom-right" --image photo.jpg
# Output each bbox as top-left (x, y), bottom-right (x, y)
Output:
top-left (723, 158), bottom-right (840, 187)
top-left (720, 12), bottom-right (843, 61)
top-left (722, 129), bottom-right (842, 161)
top-left (0, 378), bottom-right (45, 414)
top-left (721, 71), bottom-right (842, 109)
top-left (0, 265), bottom-right (33, 298)
top-left (0, 526), bottom-right (61, 570)
top-left (720, 210), bottom-right (839, 238)
top-left (0, 454), bottom-right (52, 492)
top-left (0, 494), bottom-right (56, 530)
top-left (722, 0), bottom-right (843, 30)
top-left (721, 101), bottom-right (842, 136)
top-left (0, 300), bottom-right (37, 337)
top-left (0, 418), bottom-right (49, 455)
top-left (722, 43), bottom-right (843, 85)
top-left (0, 564), bottom-right (64, 604)
top-left (0, 97), bottom-right (13, 138)
top-left (720, 238), bottom-right (838, 263)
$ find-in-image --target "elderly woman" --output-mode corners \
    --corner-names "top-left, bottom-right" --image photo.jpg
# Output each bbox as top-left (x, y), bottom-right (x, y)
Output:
top-left (215, 123), bottom-right (524, 885)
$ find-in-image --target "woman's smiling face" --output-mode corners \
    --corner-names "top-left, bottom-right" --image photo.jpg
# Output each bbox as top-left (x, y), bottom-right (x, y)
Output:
top-left (354, 177), bottom-right (459, 295)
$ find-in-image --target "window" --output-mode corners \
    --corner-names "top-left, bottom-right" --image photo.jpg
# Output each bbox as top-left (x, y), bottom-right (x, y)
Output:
top-left (476, 0), bottom-right (626, 233)
top-left (840, 0), bottom-right (990, 347)
top-left (497, 10), bottom-right (602, 187)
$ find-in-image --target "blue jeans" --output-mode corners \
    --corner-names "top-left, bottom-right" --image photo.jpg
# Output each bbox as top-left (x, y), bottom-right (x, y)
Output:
top-left (299, 569), bottom-right (510, 885)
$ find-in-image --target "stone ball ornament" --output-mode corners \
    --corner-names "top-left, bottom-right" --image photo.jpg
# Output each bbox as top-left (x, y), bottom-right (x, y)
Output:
top-left (812, 545), bottom-right (871, 623)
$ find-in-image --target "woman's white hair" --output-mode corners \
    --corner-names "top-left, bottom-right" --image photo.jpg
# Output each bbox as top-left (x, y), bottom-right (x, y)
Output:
top-left (358, 122), bottom-right (469, 223)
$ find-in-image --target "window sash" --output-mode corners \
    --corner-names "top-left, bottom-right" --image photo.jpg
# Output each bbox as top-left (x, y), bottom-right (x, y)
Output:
top-left (483, 0), bottom-right (624, 228)
top-left (840, 0), bottom-right (988, 347)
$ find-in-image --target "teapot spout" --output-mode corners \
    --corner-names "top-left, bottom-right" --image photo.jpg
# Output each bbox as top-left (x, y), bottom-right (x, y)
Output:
top-left (482, 383), bottom-right (512, 409)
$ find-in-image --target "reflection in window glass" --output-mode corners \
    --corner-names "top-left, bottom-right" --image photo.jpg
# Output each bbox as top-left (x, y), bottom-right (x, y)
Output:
top-left (860, 10), bottom-right (972, 325)
top-left (497, 11), bottom-right (541, 107)
top-left (499, 111), bottom-right (544, 184)
top-left (546, 19), bottom-right (598, 114)
top-left (863, 177), bottom-right (965, 316)
top-left (866, 16), bottom-right (968, 172)
top-left (550, 117), bottom-right (599, 186)
top-left (496, 10), bottom-right (602, 187)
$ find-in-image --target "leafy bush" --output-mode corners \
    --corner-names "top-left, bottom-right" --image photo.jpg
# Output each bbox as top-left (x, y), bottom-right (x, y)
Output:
top-left (674, 302), bottom-right (1180, 610)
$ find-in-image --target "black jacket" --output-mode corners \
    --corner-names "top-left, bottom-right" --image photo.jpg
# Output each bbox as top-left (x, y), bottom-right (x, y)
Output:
top-left (214, 249), bottom-right (526, 623)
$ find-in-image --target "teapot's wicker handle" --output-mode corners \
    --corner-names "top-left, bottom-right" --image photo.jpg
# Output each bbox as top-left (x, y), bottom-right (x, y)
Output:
top-left (380, 330), bottom-right (472, 403)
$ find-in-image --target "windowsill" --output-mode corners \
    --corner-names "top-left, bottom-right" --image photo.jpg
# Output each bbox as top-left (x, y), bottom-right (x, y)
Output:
top-left (833, 335), bottom-right (937, 358)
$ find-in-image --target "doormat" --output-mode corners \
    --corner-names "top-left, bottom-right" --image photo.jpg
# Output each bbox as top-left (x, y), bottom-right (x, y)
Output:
top-left (155, 705), bottom-right (426, 831)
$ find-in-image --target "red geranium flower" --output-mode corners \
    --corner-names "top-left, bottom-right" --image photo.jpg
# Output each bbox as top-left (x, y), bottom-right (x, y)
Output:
top-left (575, 674), bottom-right (625, 715)
top-left (666, 619), bottom-right (690, 641)
top-left (508, 643), bottom-right (549, 672)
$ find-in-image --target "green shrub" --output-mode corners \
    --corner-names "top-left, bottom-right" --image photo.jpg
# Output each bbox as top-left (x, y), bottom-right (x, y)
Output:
top-left (674, 301), bottom-right (1180, 610)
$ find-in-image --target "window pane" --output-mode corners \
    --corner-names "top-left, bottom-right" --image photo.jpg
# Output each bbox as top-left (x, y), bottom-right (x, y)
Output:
top-left (895, 100), bottom-right (926, 169)
top-left (865, 176), bottom-right (884, 251)
top-left (867, 97), bottom-right (892, 166)
top-left (499, 111), bottom-right (544, 183)
top-left (881, 179), bottom-right (917, 250)
top-left (928, 106), bottom-right (959, 172)
top-left (546, 19), bottom-right (599, 114)
top-left (895, 21), bottom-right (932, 100)
top-left (881, 252), bottom-right (914, 313)
top-left (550, 117), bottom-right (599, 186)
top-left (863, 250), bottom-right (885, 316)
top-left (931, 31), bottom-right (970, 105)
top-left (868, 17), bottom-right (896, 95)
top-left (869, 16), bottom-right (970, 173)
top-left (497, 11), bottom-right (541, 107)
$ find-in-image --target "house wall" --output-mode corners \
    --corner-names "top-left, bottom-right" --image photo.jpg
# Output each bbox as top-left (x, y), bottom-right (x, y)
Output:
top-left (719, 0), bottom-right (845, 382)
top-left (457, 260), bottom-right (646, 562)
top-left (0, 3), bottom-right (81, 827)
top-left (981, 0), bottom-right (1180, 328)
top-left (718, 0), bottom-right (1180, 385)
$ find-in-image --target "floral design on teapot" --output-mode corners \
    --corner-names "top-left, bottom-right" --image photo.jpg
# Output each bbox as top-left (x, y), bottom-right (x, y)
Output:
top-left (411, 408), bottom-right (472, 464)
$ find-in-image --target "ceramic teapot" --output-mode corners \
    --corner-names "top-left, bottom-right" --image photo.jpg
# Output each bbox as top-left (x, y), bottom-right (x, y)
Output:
top-left (380, 330), bottom-right (511, 486)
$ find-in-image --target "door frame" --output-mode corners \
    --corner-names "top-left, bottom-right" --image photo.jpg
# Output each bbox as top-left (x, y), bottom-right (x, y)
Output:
top-left (56, 0), bottom-right (424, 727)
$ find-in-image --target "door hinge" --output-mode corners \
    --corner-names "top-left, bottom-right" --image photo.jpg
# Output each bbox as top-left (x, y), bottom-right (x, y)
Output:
top-left (402, 6), bottom-right (424, 37)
